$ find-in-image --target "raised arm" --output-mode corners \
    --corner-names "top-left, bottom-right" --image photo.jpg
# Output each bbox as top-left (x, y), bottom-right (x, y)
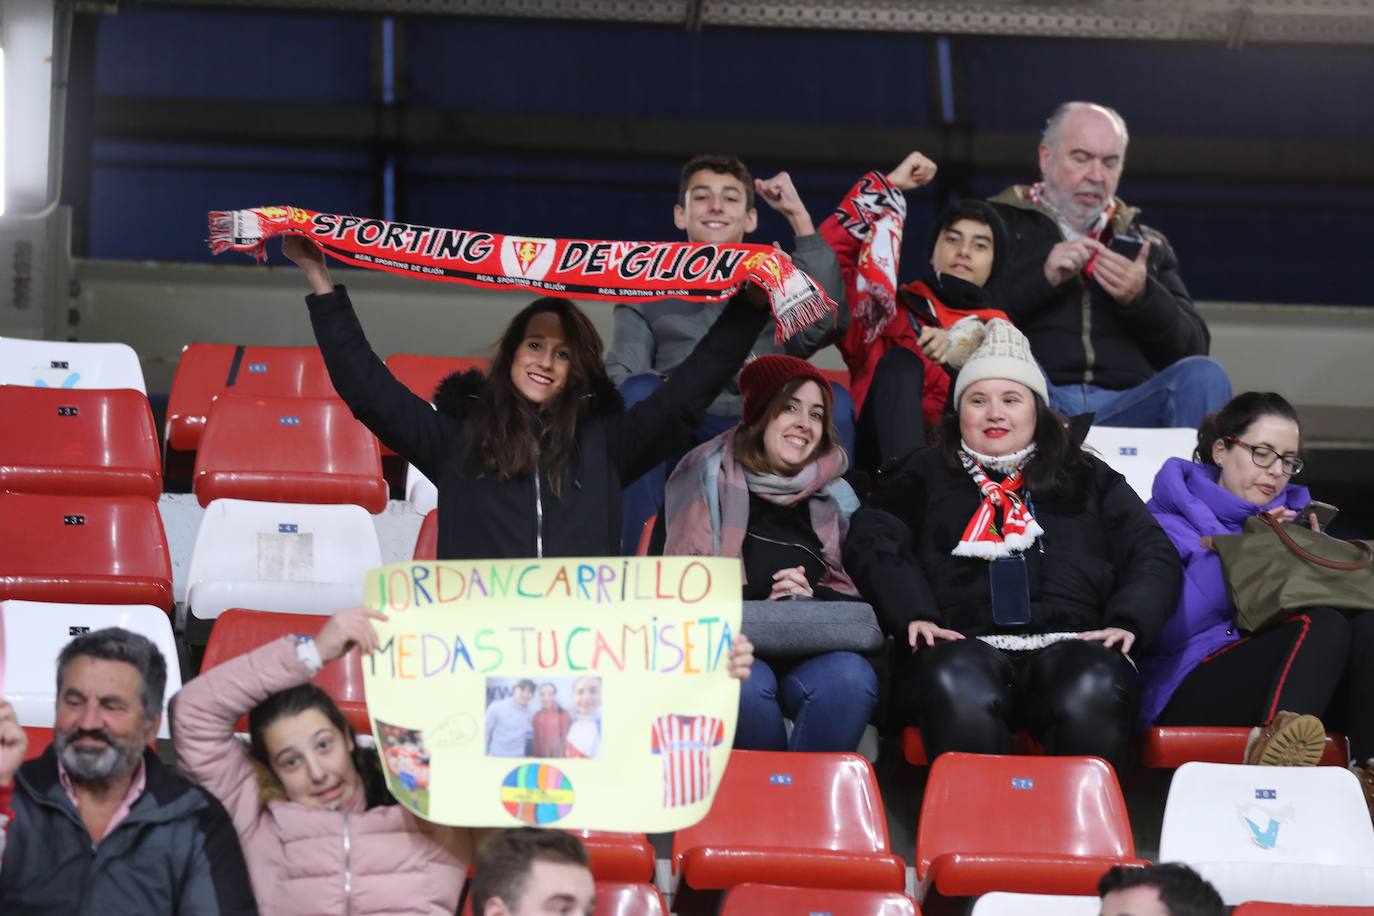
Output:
top-left (609, 286), bottom-right (770, 484)
top-left (283, 238), bottom-right (449, 482)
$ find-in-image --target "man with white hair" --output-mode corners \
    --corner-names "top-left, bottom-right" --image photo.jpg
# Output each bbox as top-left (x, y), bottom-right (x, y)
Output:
top-left (987, 101), bottom-right (1230, 428)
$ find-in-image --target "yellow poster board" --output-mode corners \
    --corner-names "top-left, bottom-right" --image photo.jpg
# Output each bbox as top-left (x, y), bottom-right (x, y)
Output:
top-left (361, 556), bottom-right (741, 831)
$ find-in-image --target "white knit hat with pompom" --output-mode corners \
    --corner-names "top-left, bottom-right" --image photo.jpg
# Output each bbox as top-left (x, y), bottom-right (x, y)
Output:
top-left (947, 317), bottom-right (1048, 407)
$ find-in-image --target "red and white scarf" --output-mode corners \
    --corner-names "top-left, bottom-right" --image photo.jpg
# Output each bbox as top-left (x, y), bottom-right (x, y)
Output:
top-left (831, 171), bottom-right (907, 343)
top-left (1026, 182), bottom-right (1117, 279)
top-left (208, 206), bottom-right (834, 343)
top-left (953, 446), bottom-right (1044, 559)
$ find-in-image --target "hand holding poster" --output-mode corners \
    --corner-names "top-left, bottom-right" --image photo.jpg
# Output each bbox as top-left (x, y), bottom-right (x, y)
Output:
top-left (362, 556), bottom-right (742, 832)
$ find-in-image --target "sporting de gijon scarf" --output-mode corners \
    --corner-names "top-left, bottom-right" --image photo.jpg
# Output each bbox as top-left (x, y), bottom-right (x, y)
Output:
top-left (830, 171), bottom-right (907, 343)
top-left (208, 206), bottom-right (835, 342)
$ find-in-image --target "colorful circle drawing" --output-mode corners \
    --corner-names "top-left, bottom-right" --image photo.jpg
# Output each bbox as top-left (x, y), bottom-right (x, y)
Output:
top-left (499, 764), bottom-right (575, 825)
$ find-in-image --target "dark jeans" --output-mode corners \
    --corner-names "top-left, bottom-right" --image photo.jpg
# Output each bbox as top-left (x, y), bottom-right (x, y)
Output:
top-left (735, 652), bottom-right (879, 753)
top-left (907, 637), bottom-right (1140, 771)
top-left (617, 373), bottom-right (857, 554)
top-left (855, 347), bottom-right (932, 476)
top-left (1046, 355), bottom-right (1232, 428)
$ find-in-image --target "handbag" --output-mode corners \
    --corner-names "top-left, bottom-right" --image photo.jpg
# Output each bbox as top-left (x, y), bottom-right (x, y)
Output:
top-left (1204, 511), bottom-right (1374, 632)
top-left (741, 600), bottom-right (885, 658)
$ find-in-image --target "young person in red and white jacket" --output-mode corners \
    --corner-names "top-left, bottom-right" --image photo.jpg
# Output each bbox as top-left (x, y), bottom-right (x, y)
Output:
top-left (820, 153), bottom-right (1010, 475)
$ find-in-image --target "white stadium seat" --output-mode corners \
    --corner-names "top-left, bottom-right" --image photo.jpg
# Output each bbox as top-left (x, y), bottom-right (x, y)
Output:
top-left (971, 893), bottom-right (1101, 915)
top-left (0, 336), bottom-right (147, 394)
top-left (1083, 426), bottom-right (1196, 502)
top-left (1160, 762), bottom-right (1374, 906)
top-left (1, 600), bottom-right (181, 739)
top-left (404, 463), bottom-right (438, 516)
top-left (186, 498), bottom-right (382, 623)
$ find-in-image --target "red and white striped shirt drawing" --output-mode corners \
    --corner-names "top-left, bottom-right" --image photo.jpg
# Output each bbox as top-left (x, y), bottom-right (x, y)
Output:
top-left (650, 714), bottom-right (725, 808)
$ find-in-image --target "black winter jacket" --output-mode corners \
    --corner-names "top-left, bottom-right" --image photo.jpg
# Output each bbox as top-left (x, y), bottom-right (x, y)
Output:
top-left (986, 186), bottom-right (1210, 390)
top-left (307, 286), bottom-right (768, 560)
top-left (843, 446), bottom-right (1180, 651)
top-left (0, 747), bottom-right (257, 915)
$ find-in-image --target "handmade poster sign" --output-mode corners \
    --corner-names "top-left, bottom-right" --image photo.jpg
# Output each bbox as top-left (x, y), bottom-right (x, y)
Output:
top-left (361, 556), bottom-right (741, 831)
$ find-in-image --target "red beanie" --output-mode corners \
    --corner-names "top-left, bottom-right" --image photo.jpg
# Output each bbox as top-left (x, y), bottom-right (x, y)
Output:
top-left (738, 355), bottom-right (830, 426)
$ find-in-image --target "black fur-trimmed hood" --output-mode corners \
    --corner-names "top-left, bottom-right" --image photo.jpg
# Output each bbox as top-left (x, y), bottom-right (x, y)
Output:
top-left (431, 368), bottom-right (625, 420)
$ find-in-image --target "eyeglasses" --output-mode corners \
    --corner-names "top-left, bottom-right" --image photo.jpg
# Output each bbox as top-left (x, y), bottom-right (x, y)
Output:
top-left (1223, 436), bottom-right (1304, 476)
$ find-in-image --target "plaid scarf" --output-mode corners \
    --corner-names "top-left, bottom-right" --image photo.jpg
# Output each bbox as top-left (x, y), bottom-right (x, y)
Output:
top-left (831, 171), bottom-right (907, 344)
top-left (208, 206), bottom-right (834, 343)
top-left (953, 447), bottom-right (1044, 559)
top-left (663, 428), bottom-right (860, 596)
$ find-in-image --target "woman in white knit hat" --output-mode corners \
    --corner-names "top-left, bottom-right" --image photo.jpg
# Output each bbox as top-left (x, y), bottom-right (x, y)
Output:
top-left (844, 318), bottom-right (1181, 768)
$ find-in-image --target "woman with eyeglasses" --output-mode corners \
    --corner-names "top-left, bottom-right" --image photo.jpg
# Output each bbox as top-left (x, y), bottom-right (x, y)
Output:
top-left (1141, 391), bottom-right (1373, 776)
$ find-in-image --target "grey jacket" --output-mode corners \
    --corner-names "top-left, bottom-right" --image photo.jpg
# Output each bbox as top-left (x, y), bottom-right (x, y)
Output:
top-left (0, 747), bottom-right (258, 916)
top-left (604, 232), bottom-right (847, 417)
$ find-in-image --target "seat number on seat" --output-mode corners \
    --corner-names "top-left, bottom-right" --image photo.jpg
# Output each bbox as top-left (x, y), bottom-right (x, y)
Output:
top-left (1011, 778), bottom-right (1034, 790)
top-left (57, 406), bottom-right (78, 416)
top-left (64, 515), bottom-right (85, 525)
top-left (280, 416), bottom-right (301, 426)
top-left (769, 773), bottom-right (793, 785)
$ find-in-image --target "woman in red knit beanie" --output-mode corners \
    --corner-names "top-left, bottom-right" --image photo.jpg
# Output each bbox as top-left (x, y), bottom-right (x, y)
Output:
top-left (663, 354), bottom-right (877, 753)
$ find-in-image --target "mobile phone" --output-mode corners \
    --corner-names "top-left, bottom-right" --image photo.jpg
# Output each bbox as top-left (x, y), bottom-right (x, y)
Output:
top-left (1108, 235), bottom-right (1145, 260)
top-left (989, 554), bottom-right (1032, 627)
top-left (1295, 500), bottom-right (1339, 531)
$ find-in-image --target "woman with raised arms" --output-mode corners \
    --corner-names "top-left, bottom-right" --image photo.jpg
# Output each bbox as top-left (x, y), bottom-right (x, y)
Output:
top-left (283, 235), bottom-right (771, 569)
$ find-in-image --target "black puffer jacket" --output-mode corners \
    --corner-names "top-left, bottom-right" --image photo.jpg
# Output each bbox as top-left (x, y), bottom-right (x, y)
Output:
top-left (986, 186), bottom-right (1210, 390)
top-left (0, 748), bottom-right (257, 915)
top-left (307, 286), bottom-right (768, 559)
top-left (843, 445), bottom-right (1180, 652)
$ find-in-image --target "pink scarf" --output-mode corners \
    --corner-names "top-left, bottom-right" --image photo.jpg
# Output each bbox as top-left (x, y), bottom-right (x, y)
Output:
top-left (663, 428), bottom-right (859, 596)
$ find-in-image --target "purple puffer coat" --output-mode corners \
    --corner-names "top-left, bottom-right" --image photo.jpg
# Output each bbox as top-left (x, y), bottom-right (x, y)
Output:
top-left (1139, 457), bottom-right (1310, 727)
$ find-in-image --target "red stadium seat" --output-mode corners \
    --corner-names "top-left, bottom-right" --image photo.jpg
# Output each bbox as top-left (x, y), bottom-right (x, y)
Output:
top-left (385, 353), bottom-right (486, 401)
top-left (193, 393), bottom-right (387, 512)
top-left (570, 831), bottom-right (656, 883)
top-left (165, 343), bottom-right (338, 451)
top-left (459, 881), bottom-right (665, 916)
top-left (413, 509), bottom-right (438, 560)
top-left (0, 386), bottom-right (161, 500)
top-left (589, 882), bottom-right (669, 916)
top-left (0, 492), bottom-right (173, 614)
top-left (721, 883), bottom-right (920, 914)
top-left (1233, 905), bottom-right (1374, 914)
top-left (672, 751), bottom-right (906, 894)
top-left (382, 354), bottom-right (487, 457)
top-left (915, 753), bottom-right (1145, 903)
top-left (201, 609), bottom-right (368, 734)
top-left (1138, 726), bottom-right (1351, 768)
top-left (902, 727), bottom-right (1042, 766)
top-left (22, 726), bottom-right (52, 761)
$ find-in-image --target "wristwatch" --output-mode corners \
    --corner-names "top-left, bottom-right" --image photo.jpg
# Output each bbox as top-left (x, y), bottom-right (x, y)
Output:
top-left (293, 634), bottom-right (324, 675)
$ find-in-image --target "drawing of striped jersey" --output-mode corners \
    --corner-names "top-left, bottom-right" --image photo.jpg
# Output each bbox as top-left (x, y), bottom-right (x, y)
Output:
top-left (650, 714), bottom-right (725, 808)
